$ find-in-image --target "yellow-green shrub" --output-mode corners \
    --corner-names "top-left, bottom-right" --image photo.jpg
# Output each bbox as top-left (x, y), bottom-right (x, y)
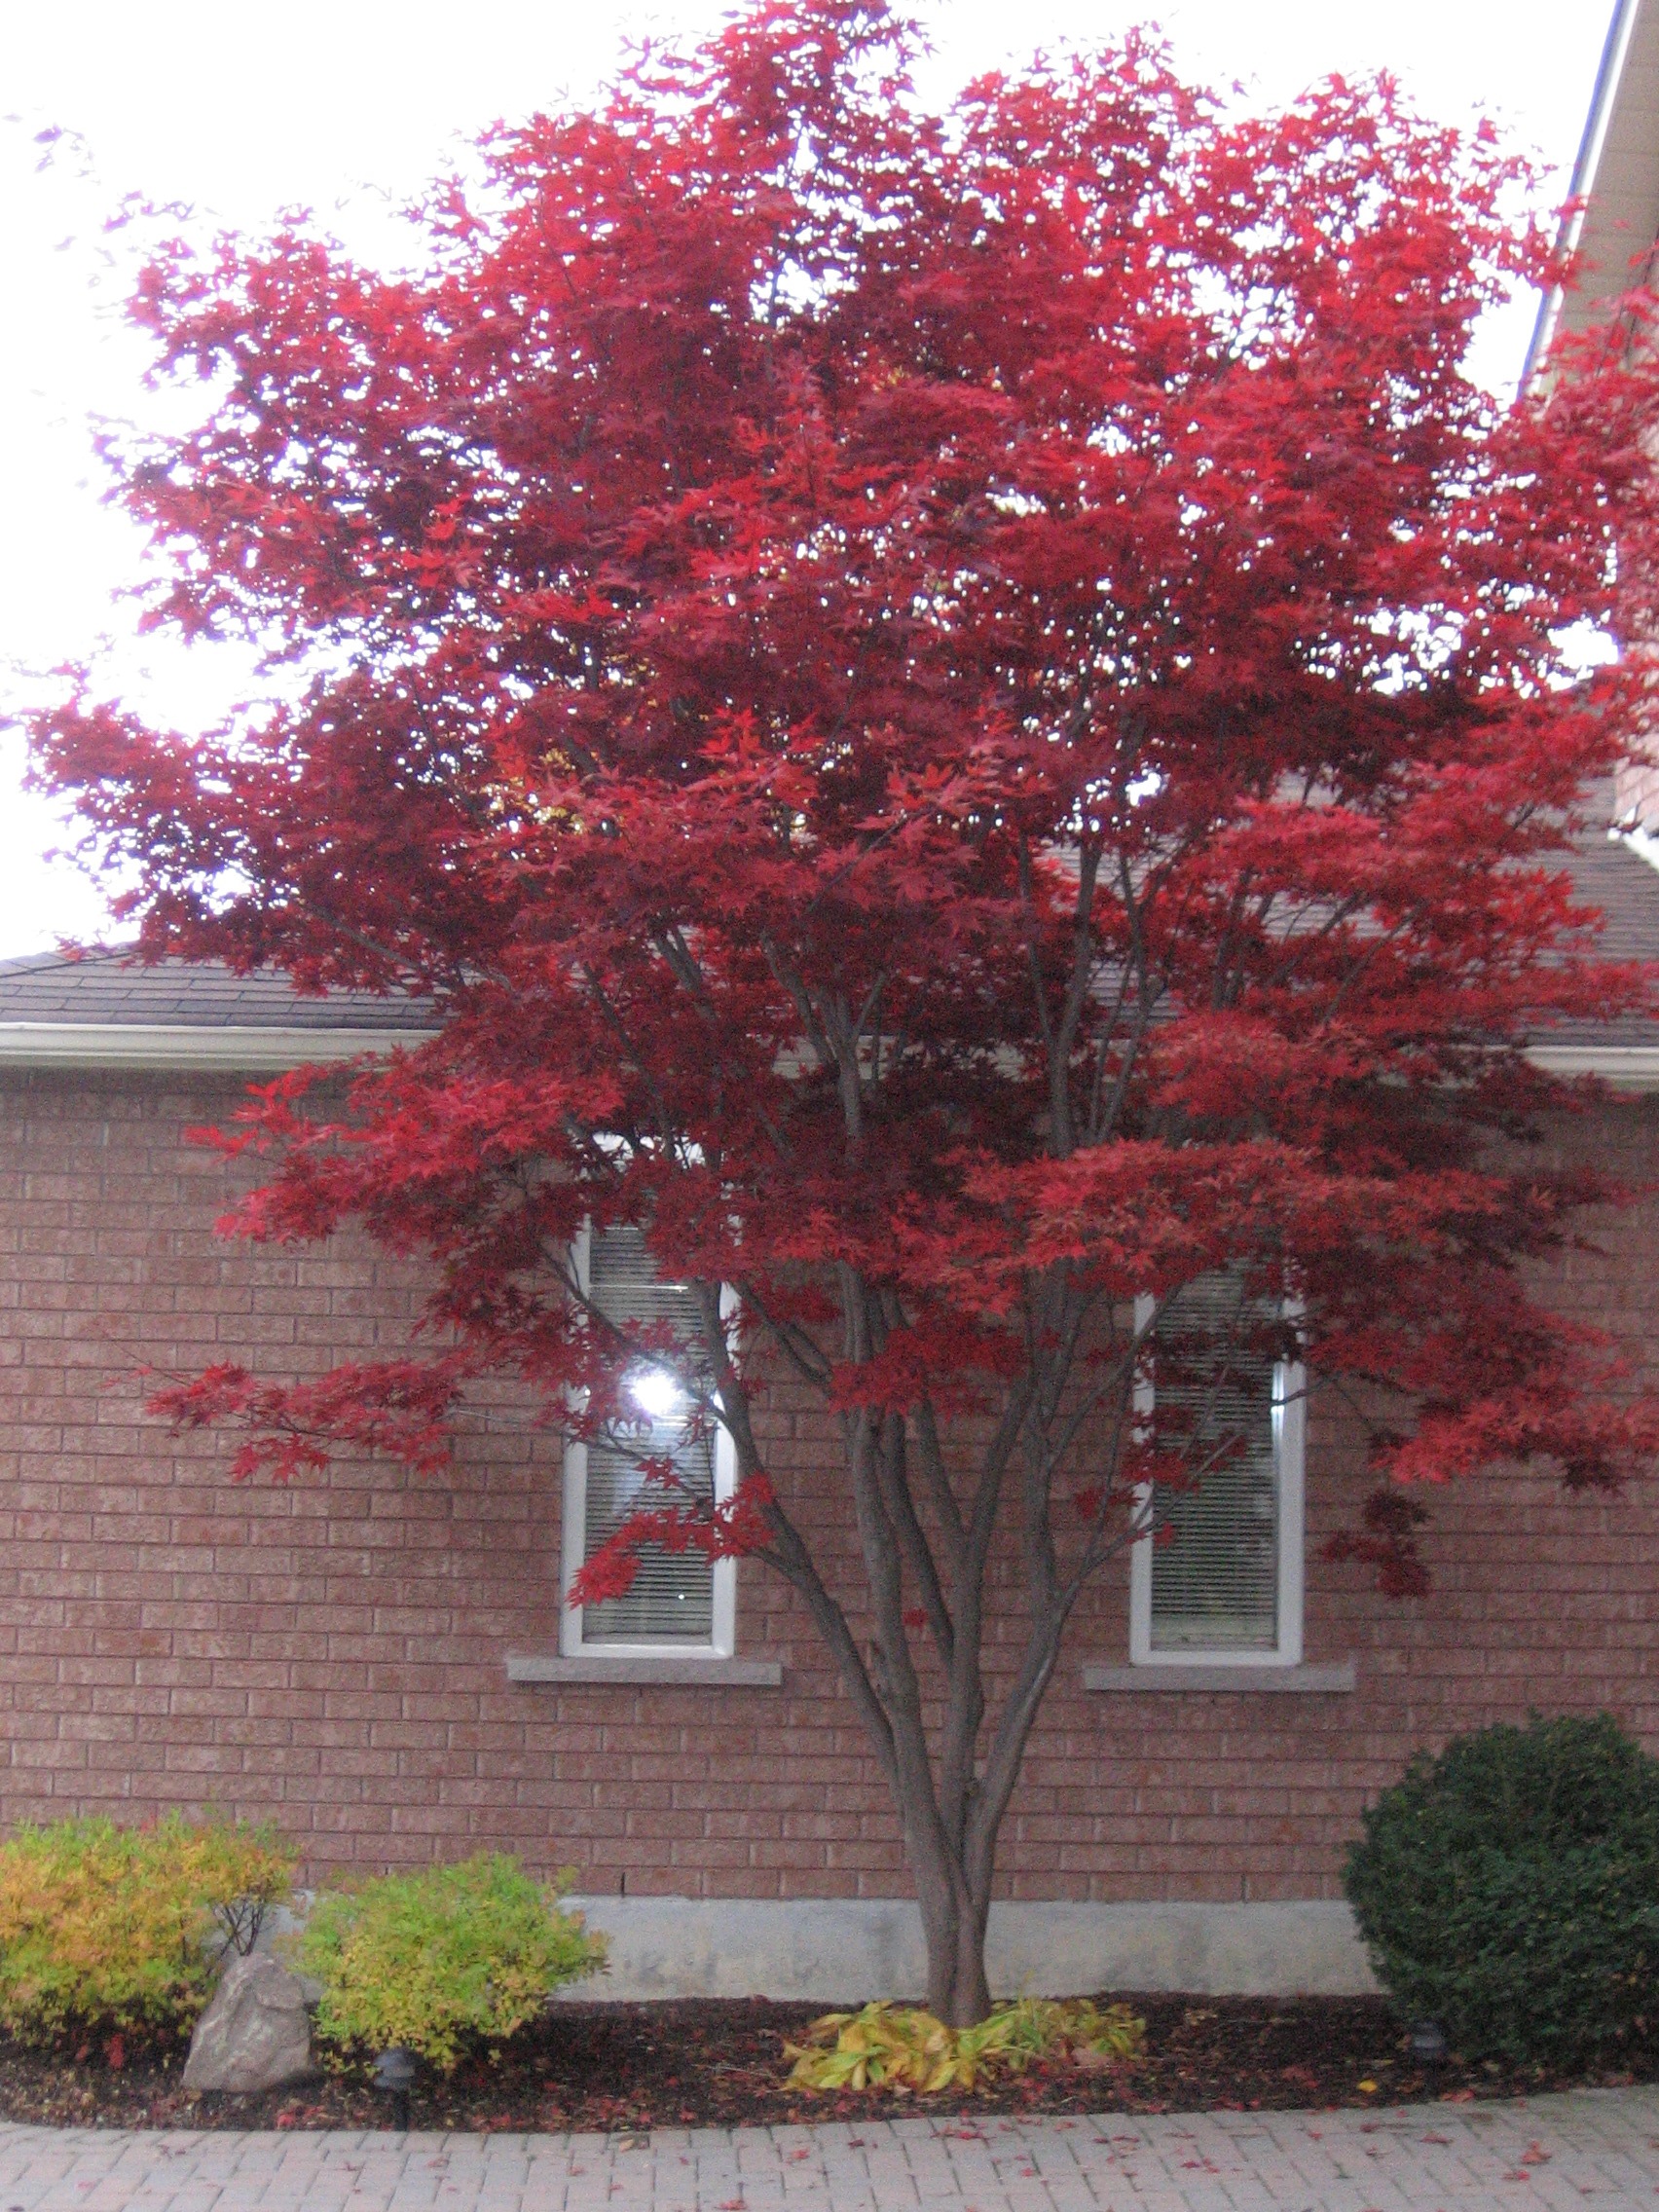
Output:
top-left (783, 1997), bottom-right (1144, 2093)
top-left (293, 1854), bottom-right (606, 2071)
top-left (0, 1813), bottom-right (297, 2043)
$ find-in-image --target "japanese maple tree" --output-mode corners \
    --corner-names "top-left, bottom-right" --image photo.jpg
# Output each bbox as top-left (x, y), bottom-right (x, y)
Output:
top-left (30, 0), bottom-right (1659, 2022)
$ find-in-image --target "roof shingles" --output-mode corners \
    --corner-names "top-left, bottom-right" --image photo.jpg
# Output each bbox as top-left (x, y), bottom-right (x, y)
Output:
top-left (0, 947), bottom-right (422, 1032)
top-left (0, 830), bottom-right (1652, 1059)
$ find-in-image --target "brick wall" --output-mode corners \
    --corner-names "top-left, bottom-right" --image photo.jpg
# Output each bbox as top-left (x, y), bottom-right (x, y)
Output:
top-left (1, 1069), bottom-right (1656, 1902)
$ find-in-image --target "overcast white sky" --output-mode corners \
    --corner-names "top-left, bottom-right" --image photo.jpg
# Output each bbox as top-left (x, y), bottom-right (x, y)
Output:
top-left (0, 0), bottom-right (1618, 959)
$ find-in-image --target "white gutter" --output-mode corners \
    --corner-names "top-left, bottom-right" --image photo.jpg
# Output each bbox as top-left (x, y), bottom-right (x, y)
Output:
top-left (0, 1023), bottom-right (437, 1072)
top-left (1615, 821), bottom-right (1659, 872)
top-left (0, 1022), bottom-right (1651, 1089)
top-left (1525, 1043), bottom-right (1659, 1088)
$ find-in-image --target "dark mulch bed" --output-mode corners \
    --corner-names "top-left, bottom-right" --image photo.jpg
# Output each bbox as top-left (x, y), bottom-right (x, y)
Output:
top-left (1, 1996), bottom-right (1652, 2134)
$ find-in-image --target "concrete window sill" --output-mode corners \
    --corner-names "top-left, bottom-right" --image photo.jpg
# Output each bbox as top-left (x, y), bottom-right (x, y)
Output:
top-left (1083, 1661), bottom-right (1356, 1694)
top-left (505, 1653), bottom-right (784, 1687)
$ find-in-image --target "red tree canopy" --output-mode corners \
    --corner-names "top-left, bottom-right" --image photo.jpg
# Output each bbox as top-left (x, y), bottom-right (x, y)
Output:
top-left (27, 5), bottom-right (1659, 2000)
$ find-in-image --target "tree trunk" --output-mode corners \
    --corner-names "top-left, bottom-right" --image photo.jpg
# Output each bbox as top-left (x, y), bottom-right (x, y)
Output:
top-left (918, 1877), bottom-right (993, 2026)
top-left (901, 1765), bottom-right (1003, 2024)
top-left (759, 1333), bottom-right (1056, 2031)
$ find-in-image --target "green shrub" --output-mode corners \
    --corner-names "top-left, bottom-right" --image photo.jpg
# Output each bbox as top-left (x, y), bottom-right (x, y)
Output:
top-left (293, 1853), bottom-right (606, 2070)
top-left (1346, 1713), bottom-right (1659, 2065)
top-left (0, 1813), bottom-right (297, 2044)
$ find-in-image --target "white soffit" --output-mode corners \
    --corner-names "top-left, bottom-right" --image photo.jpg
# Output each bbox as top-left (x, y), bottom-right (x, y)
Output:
top-left (1529, 0), bottom-right (1659, 380)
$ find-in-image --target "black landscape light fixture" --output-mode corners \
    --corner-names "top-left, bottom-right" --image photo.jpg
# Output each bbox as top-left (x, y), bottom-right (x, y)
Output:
top-left (1408, 2020), bottom-right (1449, 2068)
top-left (372, 2045), bottom-right (418, 2130)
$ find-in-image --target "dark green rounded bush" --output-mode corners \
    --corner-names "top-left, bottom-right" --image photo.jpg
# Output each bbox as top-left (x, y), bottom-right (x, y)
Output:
top-left (1345, 1713), bottom-right (1659, 2065)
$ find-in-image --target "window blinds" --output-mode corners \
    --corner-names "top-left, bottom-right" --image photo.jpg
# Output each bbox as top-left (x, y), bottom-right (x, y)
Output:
top-left (1148, 1271), bottom-right (1281, 1653)
top-left (579, 1225), bottom-right (718, 1645)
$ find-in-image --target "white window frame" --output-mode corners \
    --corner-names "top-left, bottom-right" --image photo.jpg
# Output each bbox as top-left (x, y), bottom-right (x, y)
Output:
top-left (1128, 1293), bottom-right (1306, 1669)
top-left (560, 1223), bottom-right (739, 1660)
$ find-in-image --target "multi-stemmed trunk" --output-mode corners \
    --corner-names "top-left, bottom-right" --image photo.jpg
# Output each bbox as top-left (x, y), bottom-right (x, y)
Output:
top-left (727, 1354), bottom-right (1117, 2029)
top-left (723, 854), bottom-right (1137, 2026)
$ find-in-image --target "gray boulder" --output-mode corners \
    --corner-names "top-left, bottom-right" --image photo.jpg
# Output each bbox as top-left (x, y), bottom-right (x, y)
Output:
top-left (182, 1953), bottom-right (316, 2095)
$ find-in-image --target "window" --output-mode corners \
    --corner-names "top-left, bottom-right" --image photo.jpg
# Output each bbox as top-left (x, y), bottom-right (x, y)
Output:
top-left (560, 1223), bottom-right (737, 1657)
top-left (1128, 1272), bottom-right (1305, 1668)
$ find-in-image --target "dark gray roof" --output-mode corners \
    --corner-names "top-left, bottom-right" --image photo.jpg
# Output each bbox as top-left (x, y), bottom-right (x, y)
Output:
top-left (0, 832), bottom-right (1652, 1053)
top-left (1552, 827), bottom-right (1659, 1047)
top-left (0, 947), bottom-right (422, 1032)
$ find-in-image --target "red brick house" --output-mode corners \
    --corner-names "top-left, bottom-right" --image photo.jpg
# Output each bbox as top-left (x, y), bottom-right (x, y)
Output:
top-left (4, 17), bottom-right (1659, 2004)
top-left (0, 800), bottom-right (1653, 2004)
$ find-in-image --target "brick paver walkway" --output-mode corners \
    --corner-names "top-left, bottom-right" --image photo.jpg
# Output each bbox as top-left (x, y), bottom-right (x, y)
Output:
top-left (1, 2088), bottom-right (1657, 2209)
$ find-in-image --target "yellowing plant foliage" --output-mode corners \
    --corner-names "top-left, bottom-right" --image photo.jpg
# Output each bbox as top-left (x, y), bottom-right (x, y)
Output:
top-left (783, 1998), bottom-right (1144, 2094)
top-left (294, 1854), bottom-right (606, 2071)
top-left (0, 1814), bottom-right (297, 2042)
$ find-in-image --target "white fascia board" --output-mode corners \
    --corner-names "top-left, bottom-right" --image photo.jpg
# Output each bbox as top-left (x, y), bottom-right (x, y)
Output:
top-left (0, 1023), bottom-right (437, 1072)
top-left (1616, 822), bottom-right (1659, 872)
top-left (1526, 1043), bottom-right (1659, 1088)
top-left (1524, 0), bottom-right (1643, 387)
top-left (4, 1019), bottom-right (1652, 1091)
